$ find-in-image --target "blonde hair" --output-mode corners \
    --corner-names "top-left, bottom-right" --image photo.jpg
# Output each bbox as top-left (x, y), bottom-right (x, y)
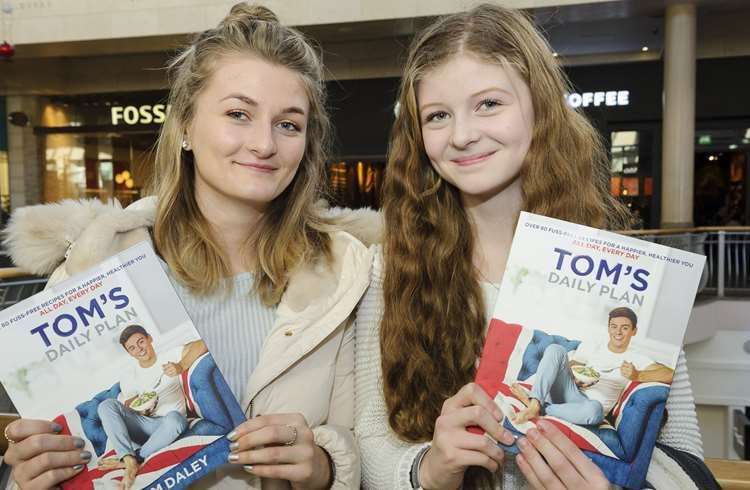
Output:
top-left (148, 3), bottom-right (331, 305)
top-left (381, 3), bottom-right (632, 447)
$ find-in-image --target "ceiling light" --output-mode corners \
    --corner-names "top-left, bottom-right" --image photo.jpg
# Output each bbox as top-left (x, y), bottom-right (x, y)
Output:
top-left (641, 46), bottom-right (649, 52)
top-left (729, 144), bottom-right (738, 150)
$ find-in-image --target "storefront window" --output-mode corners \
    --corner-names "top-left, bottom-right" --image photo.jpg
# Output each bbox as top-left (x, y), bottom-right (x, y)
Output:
top-left (327, 159), bottom-right (384, 209)
top-left (39, 93), bottom-right (163, 206)
top-left (610, 130), bottom-right (655, 228)
top-left (694, 126), bottom-right (749, 226)
top-left (43, 132), bottom-right (154, 207)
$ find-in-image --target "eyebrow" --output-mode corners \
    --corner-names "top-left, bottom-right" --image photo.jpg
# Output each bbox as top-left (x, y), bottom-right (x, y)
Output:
top-left (221, 94), bottom-right (306, 116)
top-left (419, 86), bottom-right (515, 113)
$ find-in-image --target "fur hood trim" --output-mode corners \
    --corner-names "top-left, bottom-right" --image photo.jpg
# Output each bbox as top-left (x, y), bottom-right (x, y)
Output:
top-left (3, 197), bottom-right (382, 275)
top-left (4, 198), bottom-right (155, 276)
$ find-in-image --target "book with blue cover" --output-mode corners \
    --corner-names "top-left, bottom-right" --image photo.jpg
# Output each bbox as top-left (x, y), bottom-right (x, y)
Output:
top-left (0, 241), bottom-right (245, 489)
top-left (474, 212), bottom-right (705, 488)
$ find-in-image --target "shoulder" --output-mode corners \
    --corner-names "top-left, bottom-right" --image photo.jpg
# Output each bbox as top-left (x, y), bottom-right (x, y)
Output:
top-left (323, 205), bottom-right (383, 247)
top-left (281, 230), bottom-right (374, 314)
top-left (573, 339), bottom-right (595, 355)
top-left (166, 345), bottom-right (188, 361)
top-left (630, 348), bottom-right (656, 367)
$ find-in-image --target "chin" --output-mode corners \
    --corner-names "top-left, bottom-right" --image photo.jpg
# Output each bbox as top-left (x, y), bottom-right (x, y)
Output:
top-left (224, 185), bottom-right (281, 205)
top-left (451, 173), bottom-right (520, 198)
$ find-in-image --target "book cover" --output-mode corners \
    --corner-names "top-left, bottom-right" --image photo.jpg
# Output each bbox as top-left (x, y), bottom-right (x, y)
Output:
top-left (0, 241), bottom-right (245, 489)
top-left (474, 212), bottom-right (705, 488)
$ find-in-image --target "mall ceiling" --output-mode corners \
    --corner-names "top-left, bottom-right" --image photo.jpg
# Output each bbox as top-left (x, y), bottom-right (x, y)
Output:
top-left (10, 0), bottom-right (750, 63)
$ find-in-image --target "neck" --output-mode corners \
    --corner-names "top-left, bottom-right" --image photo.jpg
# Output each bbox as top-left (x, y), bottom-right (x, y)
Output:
top-left (138, 355), bottom-right (157, 368)
top-left (607, 341), bottom-right (629, 354)
top-left (463, 178), bottom-right (524, 284)
top-left (194, 180), bottom-right (265, 276)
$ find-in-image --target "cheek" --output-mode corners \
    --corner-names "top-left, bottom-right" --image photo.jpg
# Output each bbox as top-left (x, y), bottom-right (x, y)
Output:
top-left (212, 125), bottom-right (245, 155)
top-left (193, 121), bottom-right (243, 158)
top-left (421, 129), bottom-right (446, 164)
top-left (281, 137), bottom-right (307, 171)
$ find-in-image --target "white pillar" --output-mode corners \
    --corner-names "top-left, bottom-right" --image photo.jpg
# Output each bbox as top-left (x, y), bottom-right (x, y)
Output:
top-left (661, 2), bottom-right (696, 228)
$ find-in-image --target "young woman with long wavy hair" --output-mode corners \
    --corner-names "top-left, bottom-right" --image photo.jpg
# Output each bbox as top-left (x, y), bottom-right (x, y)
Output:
top-left (3, 3), bottom-right (370, 489)
top-left (355, 4), bottom-right (709, 489)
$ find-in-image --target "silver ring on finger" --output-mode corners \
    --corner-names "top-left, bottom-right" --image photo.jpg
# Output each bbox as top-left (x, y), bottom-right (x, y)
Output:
top-left (284, 424), bottom-right (298, 446)
top-left (3, 425), bottom-right (17, 445)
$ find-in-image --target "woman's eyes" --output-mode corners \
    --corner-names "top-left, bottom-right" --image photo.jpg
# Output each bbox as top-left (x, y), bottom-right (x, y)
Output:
top-left (425, 111), bottom-right (449, 123)
top-left (424, 99), bottom-right (504, 123)
top-left (277, 121), bottom-right (301, 132)
top-left (477, 98), bottom-right (503, 111)
top-left (226, 111), bottom-right (301, 132)
top-left (227, 110), bottom-right (249, 121)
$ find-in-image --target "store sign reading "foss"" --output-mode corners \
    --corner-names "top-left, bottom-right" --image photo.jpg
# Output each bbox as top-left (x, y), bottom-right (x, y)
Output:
top-left (566, 90), bottom-right (630, 108)
top-left (111, 104), bottom-right (171, 125)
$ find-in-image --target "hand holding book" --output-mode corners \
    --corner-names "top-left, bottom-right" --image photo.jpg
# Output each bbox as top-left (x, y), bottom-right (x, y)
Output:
top-left (515, 419), bottom-right (610, 490)
top-left (226, 413), bottom-right (333, 489)
top-left (418, 383), bottom-right (513, 490)
top-left (3, 418), bottom-right (89, 487)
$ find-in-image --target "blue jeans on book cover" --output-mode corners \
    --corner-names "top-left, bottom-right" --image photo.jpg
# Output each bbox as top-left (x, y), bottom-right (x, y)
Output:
top-left (530, 344), bottom-right (604, 425)
top-left (97, 398), bottom-right (188, 460)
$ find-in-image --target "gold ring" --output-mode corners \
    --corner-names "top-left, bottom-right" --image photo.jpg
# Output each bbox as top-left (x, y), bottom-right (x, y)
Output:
top-left (4, 425), bottom-right (17, 445)
top-left (284, 424), bottom-right (298, 446)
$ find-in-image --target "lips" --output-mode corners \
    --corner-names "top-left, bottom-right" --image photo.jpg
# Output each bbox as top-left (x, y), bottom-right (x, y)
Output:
top-left (233, 161), bottom-right (277, 172)
top-left (450, 150), bottom-right (496, 166)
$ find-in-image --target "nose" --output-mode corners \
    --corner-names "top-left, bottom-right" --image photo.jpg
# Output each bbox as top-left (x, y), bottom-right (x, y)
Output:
top-left (246, 120), bottom-right (277, 158)
top-left (449, 114), bottom-right (480, 149)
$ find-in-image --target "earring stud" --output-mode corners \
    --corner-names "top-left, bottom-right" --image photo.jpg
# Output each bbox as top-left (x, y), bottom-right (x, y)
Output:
top-left (181, 138), bottom-right (190, 151)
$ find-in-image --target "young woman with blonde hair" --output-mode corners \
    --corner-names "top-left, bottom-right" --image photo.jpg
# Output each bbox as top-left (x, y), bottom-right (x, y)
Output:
top-left (3, 3), bottom-right (369, 489)
top-left (355, 4), bottom-right (712, 489)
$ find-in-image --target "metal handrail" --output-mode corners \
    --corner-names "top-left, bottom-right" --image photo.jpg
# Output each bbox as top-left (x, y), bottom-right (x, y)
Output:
top-left (0, 272), bottom-right (48, 311)
top-left (621, 228), bottom-right (750, 297)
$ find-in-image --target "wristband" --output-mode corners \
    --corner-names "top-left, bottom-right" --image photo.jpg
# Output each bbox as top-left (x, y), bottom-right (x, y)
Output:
top-left (410, 445), bottom-right (431, 489)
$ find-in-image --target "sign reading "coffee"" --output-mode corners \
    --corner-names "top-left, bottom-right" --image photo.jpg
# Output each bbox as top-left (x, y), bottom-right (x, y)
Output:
top-left (111, 104), bottom-right (171, 126)
top-left (566, 90), bottom-right (630, 108)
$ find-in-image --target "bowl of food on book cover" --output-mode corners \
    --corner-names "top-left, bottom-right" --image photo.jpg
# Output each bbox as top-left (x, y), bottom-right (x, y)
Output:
top-left (130, 391), bottom-right (158, 413)
top-left (571, 365), bottom-right (600, 385)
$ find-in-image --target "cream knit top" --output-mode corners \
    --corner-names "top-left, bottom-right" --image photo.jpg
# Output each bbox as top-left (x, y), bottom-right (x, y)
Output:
top-left (354, 247), bottom-right (703, 489)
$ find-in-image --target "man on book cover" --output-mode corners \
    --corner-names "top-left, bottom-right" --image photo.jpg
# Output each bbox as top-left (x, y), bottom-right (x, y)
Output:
top-left (512, 307), bottom-right (674, 425)
top-left (95, 324), bottom-right (208, 487)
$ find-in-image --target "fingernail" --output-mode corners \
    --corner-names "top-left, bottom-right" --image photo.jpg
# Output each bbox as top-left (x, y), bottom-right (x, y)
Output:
top-left (537, 420), bottom-right (550, 432)
top-left (228, 453), bottom-right (239, 463)
top-left (51, 422), bottom-right (63, 433)
top-left (73, 437), bottom-right (85, 449)
top-left (80, 451), bottom-right (92, 461)
top-left (518, 437), bottom-right (529, 450)
top-left (243, 465), bottom-right (253, 473)
top-left (73, 464), bottom-right (84, 471)
top-left (229, 442), bottom-right (239, 452)
top-left (501, 431), bottom-right (515, 445)
top-left (527, 428), bottom-right (539, 441)
top-left (226, 430), bottom-right (238, 442)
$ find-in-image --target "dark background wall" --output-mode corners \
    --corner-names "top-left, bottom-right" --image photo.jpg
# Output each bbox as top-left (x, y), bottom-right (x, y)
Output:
top-left (326, 78), bottom-right (400, 158)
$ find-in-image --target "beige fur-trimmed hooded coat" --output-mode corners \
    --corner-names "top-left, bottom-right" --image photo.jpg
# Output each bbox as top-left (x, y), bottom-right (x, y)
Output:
top-left (3, 196), bottom-right (382, 490)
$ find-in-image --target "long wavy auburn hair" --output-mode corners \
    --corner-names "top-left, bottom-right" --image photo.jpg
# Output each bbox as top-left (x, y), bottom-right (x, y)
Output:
top-left (381, 3), bottom-right (632, 450)
top-left (148, 3), bottom-right (332, 304)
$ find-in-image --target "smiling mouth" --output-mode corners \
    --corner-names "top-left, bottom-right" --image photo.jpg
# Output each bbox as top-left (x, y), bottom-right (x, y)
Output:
top-left (233, 161), bottom-right (277, 172)
top-left (450, 151), bottom-right (496, 166)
